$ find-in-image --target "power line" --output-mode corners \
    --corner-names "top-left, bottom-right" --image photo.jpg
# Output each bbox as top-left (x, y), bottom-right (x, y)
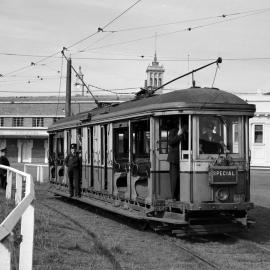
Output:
top-left (86, 9), bottom-right (270, 51)
top-left (101, 0), bottom-right (143, 30)
top-left (105, 7), bottom-right (270, 32)
top-left (1, 0), bottom-right (143, 78)
top-left (2, 52), bottom-right (270, 62)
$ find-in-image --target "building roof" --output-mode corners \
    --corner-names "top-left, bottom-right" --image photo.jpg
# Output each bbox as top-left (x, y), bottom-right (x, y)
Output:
top-left (0, 95), bottom-right (132, 116)
top-left (49, 87), bottom-right (256, 131)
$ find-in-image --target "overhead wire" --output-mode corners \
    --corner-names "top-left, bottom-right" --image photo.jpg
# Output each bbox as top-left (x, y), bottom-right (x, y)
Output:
top-left (104, 7), bottom-right (270, 33)
top-left (1, 4), bottom-right (269, 95)
top-left (1, 0), bottom-right (143, 78)
top-left (86, 8), bottom-right (270, 52)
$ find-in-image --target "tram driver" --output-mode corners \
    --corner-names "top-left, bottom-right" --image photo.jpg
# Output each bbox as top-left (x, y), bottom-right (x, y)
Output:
top-left (199, 123), bottom-right (224, 154)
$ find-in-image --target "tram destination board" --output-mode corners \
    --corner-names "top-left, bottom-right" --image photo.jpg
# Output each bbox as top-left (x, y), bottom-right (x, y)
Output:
top-left (209, 166), bottom-right (238, 185)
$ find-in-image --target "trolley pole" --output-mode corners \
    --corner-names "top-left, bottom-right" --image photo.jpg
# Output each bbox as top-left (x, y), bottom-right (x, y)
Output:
top-left (65, 57), bottom-right (72, 117)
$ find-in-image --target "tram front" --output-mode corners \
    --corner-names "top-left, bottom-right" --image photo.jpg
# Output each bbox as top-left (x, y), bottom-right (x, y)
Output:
top-left (183, 112), bottom-right (254, 228)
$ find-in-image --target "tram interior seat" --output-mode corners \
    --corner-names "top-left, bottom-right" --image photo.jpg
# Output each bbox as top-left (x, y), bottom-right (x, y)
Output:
top-left (114, 157), bottom-right (128, 196)
top-left (132, 158), bottom-right (150, 199)
top-left (50, 166), bottom-right (56, 179)
top-left (57, 166), bottom-right (64, 183)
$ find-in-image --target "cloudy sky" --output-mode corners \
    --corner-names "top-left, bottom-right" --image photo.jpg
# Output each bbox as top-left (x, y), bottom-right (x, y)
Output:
top-left (0, 0), bottom-right (269, 97)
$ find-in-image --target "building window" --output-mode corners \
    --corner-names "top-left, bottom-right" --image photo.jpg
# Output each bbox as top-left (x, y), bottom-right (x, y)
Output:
top-left (53, 117), bottom-right (61, 123)
top-left (254, 124), bottom-right (263, 143)
top-left (0, 117), bottom-right (4, 126)
top-left (32, 117), bottom-right (44, 127)
top-left (13, 117), bottom-right (24, 127)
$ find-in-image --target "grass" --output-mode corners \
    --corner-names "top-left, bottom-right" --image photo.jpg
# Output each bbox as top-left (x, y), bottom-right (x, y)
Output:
top-left (2, 170), bottom-right (270, 270)
top-left (0, 188), bottom-right (21, 270)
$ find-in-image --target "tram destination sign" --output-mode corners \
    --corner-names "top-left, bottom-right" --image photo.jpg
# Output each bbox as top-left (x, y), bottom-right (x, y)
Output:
top-left (209, 166), bottom-right (238, 185)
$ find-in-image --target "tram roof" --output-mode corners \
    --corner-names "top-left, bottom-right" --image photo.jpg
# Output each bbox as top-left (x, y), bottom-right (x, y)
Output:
top-left (48, 87), bottom-right (255, 131)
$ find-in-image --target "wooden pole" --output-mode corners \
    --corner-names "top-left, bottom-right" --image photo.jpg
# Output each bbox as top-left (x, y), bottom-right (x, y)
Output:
top-left (65, 58), bottom-right (72, 117)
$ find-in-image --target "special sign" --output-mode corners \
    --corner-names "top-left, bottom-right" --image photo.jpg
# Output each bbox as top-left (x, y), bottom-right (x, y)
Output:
top-left (209, 166), bottom-right (238, 184)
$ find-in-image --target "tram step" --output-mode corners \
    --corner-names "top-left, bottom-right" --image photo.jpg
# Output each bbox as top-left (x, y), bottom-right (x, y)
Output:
top-left (172, 223), bottom-right (241, 236)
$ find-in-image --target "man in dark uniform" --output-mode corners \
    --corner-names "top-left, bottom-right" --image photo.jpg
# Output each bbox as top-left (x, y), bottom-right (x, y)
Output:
top-left (167, 123), bottom-right (186, 200)
top-left (200, 124), bottom-right (223, 154)
top-left (64, 144), bottom-right (81, 197)
top-left (0, 147), bottom-right (10, 189)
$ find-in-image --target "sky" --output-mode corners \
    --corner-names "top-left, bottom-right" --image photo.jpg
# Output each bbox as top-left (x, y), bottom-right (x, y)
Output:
top-left (0, 0), bottom-right (270, 97)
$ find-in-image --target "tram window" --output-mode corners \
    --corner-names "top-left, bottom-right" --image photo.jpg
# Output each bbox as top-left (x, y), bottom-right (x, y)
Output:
top-left (101, 127), bottom-right (104, 165)
top-left (87, 128), bottom-right (91, 163)
top-left (159, 116), bottom-right (189, 154)
top-left (56, 137), bottom-right (64, 159)
top-left (131, 120), bottom-right (150, 157)
top-left (254, 125), bottom-right (263, 143)
top-left (114, 128), bottom-right (129, 158)
top-left (199, 116), bottom-right (241, 154)
top-left (160, 130), bottom-right (169, 154)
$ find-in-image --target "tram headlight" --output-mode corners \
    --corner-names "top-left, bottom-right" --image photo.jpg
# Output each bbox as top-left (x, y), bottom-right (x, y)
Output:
top-left (216, 188), bottom-right (229, 202)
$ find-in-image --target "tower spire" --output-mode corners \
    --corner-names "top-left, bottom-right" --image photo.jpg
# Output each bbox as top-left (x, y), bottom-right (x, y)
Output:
top-left (144, 33), bottom-right (165, 94)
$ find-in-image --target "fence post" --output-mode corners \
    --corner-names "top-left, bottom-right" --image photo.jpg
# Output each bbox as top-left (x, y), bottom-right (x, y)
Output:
top-left (0, 243), bottom-right (11, 270)
top-left (19, 175), bottom-right (34, 270)
top-left (15, 174), bottom-right (23, 205)
top-left (6, 170), bottom-right (12, 199)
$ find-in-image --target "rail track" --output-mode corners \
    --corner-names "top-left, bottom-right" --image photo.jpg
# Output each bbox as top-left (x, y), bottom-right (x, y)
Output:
top-left (35, 185), bottom-right (270, 270)
top-left (38, 197), bottom-right (123, 270)
top-left (40, 193), bottom-right (224, 270)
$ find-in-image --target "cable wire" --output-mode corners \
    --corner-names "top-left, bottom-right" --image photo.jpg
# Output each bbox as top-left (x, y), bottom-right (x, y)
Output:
top-left (1, 0), bottom-right (143, 78)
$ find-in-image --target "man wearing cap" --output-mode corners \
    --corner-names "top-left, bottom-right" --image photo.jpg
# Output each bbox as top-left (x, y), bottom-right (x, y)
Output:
top-left (64, 144), bottom-right (81, 197)
top-left (167, 121), bottom-right (186, 200)
top-left (0, 147), bottom-right (10, 189)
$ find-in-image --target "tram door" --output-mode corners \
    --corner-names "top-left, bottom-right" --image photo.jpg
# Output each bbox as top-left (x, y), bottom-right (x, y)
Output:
top-left (152, 116), bottom-right (179, 199)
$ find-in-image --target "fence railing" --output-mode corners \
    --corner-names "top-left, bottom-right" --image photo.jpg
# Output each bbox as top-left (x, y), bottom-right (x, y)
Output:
top-left (0, 165), bottom-right (35, 270)
top-left (24, 163), bottom-right (48, 183)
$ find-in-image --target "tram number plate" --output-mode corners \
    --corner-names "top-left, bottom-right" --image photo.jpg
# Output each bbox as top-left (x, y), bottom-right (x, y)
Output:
top-left (209, 166), bottom-right (238, 185)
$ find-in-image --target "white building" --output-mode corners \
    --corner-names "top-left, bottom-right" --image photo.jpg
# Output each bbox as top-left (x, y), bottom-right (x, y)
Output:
top-left (144, 53), bottom-right (165, 94)
top-left (237, 91), bottom-right (270, 169)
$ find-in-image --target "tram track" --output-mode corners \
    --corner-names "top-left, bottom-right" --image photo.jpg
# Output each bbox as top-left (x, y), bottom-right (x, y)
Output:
top-left (170, 240), bottom-right (222, 270)
top-left (38, 197), bottom-right (123, 270)
top-left (35, 186), bottom-right (270, 270)
top-left (39, 192), bottom-right (224, 270)
top-left (46, 194), bottom-right (225, 270)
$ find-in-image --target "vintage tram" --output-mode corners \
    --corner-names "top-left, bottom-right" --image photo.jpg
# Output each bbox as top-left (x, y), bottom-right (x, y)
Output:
top-left (48, 87), bottom-right (255, 235)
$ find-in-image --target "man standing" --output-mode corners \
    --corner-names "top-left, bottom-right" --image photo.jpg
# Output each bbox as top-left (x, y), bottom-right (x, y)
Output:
top-left (167, 123), bottom-right (185, 200)
top-left (64, 144), bottom-right (81, 197)
top-left (0, 147), bottom-right (10, 189)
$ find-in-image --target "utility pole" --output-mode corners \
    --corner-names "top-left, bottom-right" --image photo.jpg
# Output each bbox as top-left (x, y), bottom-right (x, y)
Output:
top-left (65, 57), bottom-right (72, 117)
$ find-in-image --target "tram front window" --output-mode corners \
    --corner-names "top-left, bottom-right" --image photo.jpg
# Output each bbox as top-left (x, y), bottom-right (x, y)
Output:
top-left (199, 116), bottom-right (240, 154)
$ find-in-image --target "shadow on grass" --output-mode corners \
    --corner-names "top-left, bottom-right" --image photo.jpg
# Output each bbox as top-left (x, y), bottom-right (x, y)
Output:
top-left (51, 187), bottom-right (270, 246)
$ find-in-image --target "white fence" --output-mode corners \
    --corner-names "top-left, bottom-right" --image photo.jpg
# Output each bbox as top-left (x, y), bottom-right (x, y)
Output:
top-left (24, 163), bottom-right (48, 183)
top-left (0, 165), bottom-right (35, 270)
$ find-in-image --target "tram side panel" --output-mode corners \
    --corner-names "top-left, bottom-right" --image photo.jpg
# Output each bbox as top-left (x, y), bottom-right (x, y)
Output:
top-left (81, 127), bottom-right (89, 189)
top-left (106, 123), bottom-right (114, 194)
top-left (93, 125), bottom-right (102, 191)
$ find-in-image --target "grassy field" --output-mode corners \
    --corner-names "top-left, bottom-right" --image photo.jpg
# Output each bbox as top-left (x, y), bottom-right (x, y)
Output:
top-left (1, 169), bottom-right (270, 270)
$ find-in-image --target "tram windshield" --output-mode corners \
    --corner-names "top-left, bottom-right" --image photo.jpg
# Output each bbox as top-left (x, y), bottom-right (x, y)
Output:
top-left (199, 115), bottom-right (240, 154)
